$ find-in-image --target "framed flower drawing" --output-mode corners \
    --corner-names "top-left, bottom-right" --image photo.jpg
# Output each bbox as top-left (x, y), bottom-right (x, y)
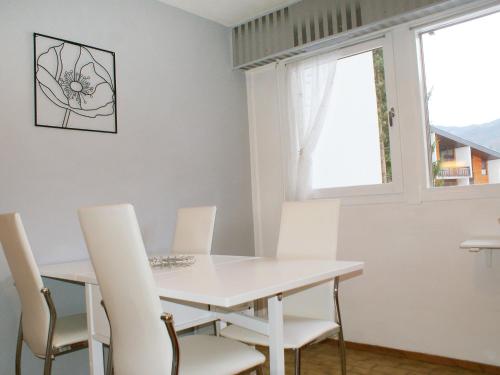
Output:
top-left (34, 33), bottom-right (117, 133)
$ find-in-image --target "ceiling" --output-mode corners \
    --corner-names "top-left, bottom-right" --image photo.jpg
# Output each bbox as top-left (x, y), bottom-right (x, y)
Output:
top-left (157, 0), bottom-right (300, 27)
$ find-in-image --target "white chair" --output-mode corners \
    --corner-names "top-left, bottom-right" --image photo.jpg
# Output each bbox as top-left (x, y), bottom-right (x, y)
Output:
top-left (171, 206), bottom-right (216, 254)
top-left (221, 199), bottom-right (346, 375)
top-left (0, 213), bottom-right (88, 375)
top-left (78, 204), bottom-right (265, 375)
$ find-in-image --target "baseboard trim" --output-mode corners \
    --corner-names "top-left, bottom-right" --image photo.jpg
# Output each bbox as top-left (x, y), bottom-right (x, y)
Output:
top-left (329, 339), bottom-right (500, 374)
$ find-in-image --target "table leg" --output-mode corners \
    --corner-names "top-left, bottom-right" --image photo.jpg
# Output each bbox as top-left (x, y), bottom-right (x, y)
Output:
top-left (268, 294), bottom-right (285, 375)
top-left (85, 283), bottom-right (105, 375)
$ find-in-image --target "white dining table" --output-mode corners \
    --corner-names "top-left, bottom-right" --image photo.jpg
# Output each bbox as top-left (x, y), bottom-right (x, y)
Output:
top-left (40, 255), bottom-right (363, 375)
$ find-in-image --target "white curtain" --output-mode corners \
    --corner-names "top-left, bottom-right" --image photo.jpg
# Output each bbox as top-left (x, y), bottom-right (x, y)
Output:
top-left (285, 52), bottom-right (338, 200)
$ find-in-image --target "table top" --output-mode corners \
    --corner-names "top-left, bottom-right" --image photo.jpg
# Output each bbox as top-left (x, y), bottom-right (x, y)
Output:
top-left (40, 255), bottom-right (364, 307)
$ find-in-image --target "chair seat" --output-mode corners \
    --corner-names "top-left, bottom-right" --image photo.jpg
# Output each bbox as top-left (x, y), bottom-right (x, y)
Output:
top-left (220, 315), bottom-right (338, 349)
top-left (52, 313), bottom-right (88, 349)
top-left (179, 334), bottom-right (265, 375)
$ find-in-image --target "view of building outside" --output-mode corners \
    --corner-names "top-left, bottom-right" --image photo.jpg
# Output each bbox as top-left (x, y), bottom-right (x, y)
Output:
top-left (421, 11), bottom-right (500, 187)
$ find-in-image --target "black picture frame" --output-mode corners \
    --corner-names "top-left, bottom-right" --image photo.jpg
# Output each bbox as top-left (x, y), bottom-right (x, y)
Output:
top-left (34, 33), bottom-right (118, 134)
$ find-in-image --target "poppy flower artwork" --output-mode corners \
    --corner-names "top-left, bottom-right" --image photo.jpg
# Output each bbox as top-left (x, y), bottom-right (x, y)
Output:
top-left (34, 34), bottom-right (117, 133)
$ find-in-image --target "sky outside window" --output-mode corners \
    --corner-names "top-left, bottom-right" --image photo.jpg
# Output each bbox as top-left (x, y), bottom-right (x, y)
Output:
top-left (422, 11), bottom-right (500, 188)
top-left (422, 12), bottom-right (500, 128)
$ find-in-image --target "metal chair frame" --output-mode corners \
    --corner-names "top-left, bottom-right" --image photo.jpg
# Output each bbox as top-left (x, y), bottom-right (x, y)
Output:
top-left (292, 276), bottom-right (346, 375)
top-left (100, 301), bottom-right (114, 375)
top-left (161, 313), bottom-right (180, 375)
top-left (103, 301), bottom-right (264, 375)
top-left (15, 287), bottom-right (88, 375)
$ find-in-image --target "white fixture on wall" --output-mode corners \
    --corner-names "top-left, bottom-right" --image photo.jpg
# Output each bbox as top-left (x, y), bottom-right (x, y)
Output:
top-left (460, 237), bottom-right (500, 267)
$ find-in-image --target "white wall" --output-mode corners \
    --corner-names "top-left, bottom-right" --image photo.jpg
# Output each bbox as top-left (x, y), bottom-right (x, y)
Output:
top-left (247, 32), bottom-right (500, 366)
top-left (339, 200), bottom-right (500, 365)
top-left (0, 0), bottom-right (253, 374)
top-left (455, 146), bottom-right (472, 170)
top-left (455, 146), bottom-right (472, 185)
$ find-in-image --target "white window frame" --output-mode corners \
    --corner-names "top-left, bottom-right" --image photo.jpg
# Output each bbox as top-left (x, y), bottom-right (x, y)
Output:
top-left (413, 2), bottom-right (500, 202)
top-left (269, 0), bottom-right (500, 206)
top-left (302, 35), bottom-right (405, 201)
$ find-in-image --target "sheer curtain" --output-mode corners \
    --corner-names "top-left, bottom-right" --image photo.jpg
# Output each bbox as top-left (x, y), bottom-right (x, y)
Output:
top-left (285, 52), bottom-right (338, 200)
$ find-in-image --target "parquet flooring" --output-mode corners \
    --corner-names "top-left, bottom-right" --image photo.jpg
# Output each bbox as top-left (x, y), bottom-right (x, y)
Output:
top-left (256, 341), bottom-right (482, 375)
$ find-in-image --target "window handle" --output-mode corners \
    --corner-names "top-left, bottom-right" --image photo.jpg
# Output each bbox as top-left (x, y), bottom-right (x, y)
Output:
top-left (388, 107), bottom-right (396, 127)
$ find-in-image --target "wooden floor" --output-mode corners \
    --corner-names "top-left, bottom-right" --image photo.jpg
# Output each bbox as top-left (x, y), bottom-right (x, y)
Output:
top-left (256, 341), bottom-right (481, 375)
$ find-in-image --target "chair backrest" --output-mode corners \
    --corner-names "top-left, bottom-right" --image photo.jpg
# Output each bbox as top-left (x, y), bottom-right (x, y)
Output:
top-left (276, 200), bottom-right (340, 260)
top-left (276, 200), bottom-right (341, 321)
top-left (0, 213), bottom-right (50, 357)
top-left (171, 206), bottom-right (216, 254)
top-left (78, 204), bottom-right (172, 375)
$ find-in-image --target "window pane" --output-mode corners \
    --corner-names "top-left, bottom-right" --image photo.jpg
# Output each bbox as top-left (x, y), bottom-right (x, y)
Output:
top-left (311, 48), bottom-right (392, 190)
top-left (421, 12), bottom-right (500, 187)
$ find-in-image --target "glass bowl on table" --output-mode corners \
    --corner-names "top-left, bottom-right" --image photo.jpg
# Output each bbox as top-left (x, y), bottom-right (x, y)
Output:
top-left (148, 254), bottom-right (196, 268)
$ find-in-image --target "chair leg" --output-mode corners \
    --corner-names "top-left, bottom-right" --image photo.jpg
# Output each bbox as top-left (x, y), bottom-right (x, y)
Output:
top-left (161, 313), bottom-right (180, 375)
top-left (16, 316), bottom-right (23, 375)
top-left (43, 356), bottom-right (53, 375)
top-left (41, 288), bottom-right (57, 375)
top-left (294, 348), bottom-right (301, 375)
top-left (334, 277), bottom-right (347, 375)
top-left (106, 344), bottom-right (113, 375)
top-left (337, 327), bottom-right (346, 375)
top-left (101, 302), bottom-right (114, 375)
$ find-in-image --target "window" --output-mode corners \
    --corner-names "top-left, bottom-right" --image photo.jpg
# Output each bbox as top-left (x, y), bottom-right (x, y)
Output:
top-left (440, 148), bottom-right (454, 162)
top-left (420, 11), bottom-right (500, 188)
top-left (481, 159), bottom-right (487, 176)
top-left (309, 37), bottom-right (401, 197)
